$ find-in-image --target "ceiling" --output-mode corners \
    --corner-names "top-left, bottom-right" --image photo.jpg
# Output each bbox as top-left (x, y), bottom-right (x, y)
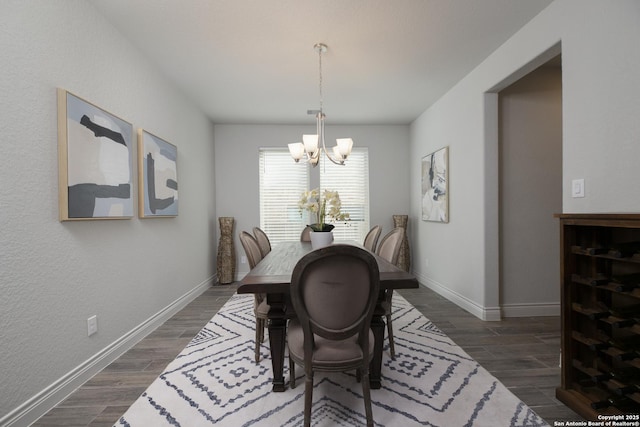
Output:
top-left (89, 0), bottom-right (553, 125)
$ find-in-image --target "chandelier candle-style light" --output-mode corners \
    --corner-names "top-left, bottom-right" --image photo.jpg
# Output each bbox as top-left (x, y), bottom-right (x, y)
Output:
top-left (288, 43), bottom-right (354, 166)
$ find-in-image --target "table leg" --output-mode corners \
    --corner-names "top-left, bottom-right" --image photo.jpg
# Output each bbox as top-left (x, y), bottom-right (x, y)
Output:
top-left (370, 303), bottom-right (386, 390)
top-left (370, 314), bottom-right (384, 389)
top-left (266, 294), bottom-right (287, 392)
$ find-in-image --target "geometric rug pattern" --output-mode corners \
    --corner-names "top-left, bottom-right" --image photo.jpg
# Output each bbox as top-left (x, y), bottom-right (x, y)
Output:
top-left (115, 293), bottom-right (549, 427)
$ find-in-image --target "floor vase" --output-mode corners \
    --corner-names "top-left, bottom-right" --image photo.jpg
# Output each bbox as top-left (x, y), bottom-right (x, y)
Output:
top-left (393, 214), bottom-right (411, 272)
top-left (216, 217), bottom-right (236, 284)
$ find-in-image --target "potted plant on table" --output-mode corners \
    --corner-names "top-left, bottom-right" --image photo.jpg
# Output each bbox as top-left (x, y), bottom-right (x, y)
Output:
top-left (298, 188), bottom-right (349, 249)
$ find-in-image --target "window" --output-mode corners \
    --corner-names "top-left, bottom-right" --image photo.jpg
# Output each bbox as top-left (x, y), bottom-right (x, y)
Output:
top-left (259, 149), bottom-right (309, 243)
top-left (259, 147), bottom-right (369, 244)
top-left (320, 148), bottom-right (370, 242)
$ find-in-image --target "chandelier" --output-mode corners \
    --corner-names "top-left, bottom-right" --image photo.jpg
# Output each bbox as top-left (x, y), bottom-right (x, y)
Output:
top-left (288, 43), bottom-right (353, 167)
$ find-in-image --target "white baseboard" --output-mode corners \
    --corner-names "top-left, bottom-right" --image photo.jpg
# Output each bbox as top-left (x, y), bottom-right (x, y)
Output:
top-left (0, 277), bottom-right (215, 427)
top-left (413, 272), bottom-right (558, 321)
top-left (500, 302), bottom-right (560, 317)
top-left (415, 274), bottom-right (501, 321)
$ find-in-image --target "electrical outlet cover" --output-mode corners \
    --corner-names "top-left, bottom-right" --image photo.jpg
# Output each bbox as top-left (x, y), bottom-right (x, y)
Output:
top-left (87, 315), bottom-right (98, 336)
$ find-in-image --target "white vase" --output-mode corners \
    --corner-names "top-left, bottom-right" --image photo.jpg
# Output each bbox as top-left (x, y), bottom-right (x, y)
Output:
top-left (310, 231), bottom-right (333, 249)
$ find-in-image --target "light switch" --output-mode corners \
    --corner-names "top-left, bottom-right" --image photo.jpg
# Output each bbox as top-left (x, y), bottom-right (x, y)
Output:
top-left (572, 179), bottom-right (585, 198)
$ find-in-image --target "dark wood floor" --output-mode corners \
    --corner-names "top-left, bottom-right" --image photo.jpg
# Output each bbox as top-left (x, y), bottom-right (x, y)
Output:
top-left (33, 283), bottom-right (582, 426)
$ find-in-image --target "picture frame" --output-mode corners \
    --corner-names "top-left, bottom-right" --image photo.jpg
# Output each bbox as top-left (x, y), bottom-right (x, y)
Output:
top-left (137, 129), bottom-right (178, 218)
top-left (57, 88), bottom-right (133, 221)
top-left (421, 146), bottom-right (448, 223)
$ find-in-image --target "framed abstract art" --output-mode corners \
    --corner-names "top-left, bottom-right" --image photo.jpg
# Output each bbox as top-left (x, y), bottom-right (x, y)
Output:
top-left (57, 89), bottom-right (133, 221)
top-left (421, 146), bottom-right (448, 223)
top-left (137, 129), bottom-right (178, 218)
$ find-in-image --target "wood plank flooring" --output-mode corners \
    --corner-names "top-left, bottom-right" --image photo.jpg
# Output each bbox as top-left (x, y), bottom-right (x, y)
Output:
top-left (33, 283), bottom-right (583, 426)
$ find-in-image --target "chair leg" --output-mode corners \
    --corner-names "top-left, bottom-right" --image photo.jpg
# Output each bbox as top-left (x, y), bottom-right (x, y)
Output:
top-left (289, 356), bottom-right (296, 389)
top-left (258, 318), bottom-right (265, 343)
top-left (255, 319), bottom-right (261, 363)
top-left (386, 314), bottom-right (395, 359)
top-left (361, 368), bottom-right (374, 427)
top-left (304, 372), bottom-right (313, 427)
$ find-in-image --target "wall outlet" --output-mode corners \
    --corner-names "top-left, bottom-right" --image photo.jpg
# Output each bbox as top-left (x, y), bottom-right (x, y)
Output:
top-left (241, 255), bottom-right (247, 264)
top-left (87, 315), bottom-right (98, 336)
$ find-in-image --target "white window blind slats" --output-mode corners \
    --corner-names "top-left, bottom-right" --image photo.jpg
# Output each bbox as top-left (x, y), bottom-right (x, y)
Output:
top-left (320, 148), bottom-right (370, 242)
top-left (259, 149), bottom-right (309, 243)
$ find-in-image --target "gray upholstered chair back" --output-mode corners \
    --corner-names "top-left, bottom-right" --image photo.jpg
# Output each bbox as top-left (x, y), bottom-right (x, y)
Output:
top-left (376, 227), bottom-right (404, 266)
top-left (300, 226), bottom-right (312, 242)
top-left (376, 227), bottom-right (404, 360)
top-left (252, 227), bottom-right (271, 258)
top-left (239, 230), bottom-right (269, 362)
top-left (290, 244), bottom-right (380, 343)
top-left (239, 231), bottom-right (263, 269)
top-left (288, 244), bottom-right (379, 425)
top-left (363, 225), bottom-right (382, 252)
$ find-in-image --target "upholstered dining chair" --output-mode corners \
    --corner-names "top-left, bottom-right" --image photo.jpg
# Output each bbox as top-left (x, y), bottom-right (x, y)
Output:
top-left (300, 226), bottom-right (312, 242)
top-left (363, 225), bottom-right (382, 253)
top-left (239, 231), bottom-right (269, 363)
top-left (252, 227), bottom-right (271, 258)
top-left (287, 244), bottom-right (379, 427)
top-left (375, 227), bottom-right (404, 359)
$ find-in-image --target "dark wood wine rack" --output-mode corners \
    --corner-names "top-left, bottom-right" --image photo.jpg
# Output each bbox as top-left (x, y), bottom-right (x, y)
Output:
top-left (557, 214), bottom-right (640, 418)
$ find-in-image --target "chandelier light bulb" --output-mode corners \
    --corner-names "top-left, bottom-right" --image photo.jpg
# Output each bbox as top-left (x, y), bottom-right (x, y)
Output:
top-left (336, 138), bottom-right (353, 157)
top-left (288, 142), bottom-right (305, 161)
top-left (302, 134), bottom-right (319, 156)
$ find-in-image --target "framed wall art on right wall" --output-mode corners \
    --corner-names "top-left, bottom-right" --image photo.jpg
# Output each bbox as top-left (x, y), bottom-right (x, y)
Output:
top-left (421, 146), bottom-right (448, 223)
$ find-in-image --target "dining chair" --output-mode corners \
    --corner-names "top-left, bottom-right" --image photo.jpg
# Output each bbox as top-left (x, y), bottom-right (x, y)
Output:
top-left (239, 231), bottom-right (269, 363)
top-left (287, 244), bottom-right (379, 427)
top-left (363, 225), bottom-right (382, 252)
top-left (300, 225), bottom-right (312, 242)
top-left (252, 227), bottom-right (271, 258)
top-left (375, 227), bottom-right (404, 359)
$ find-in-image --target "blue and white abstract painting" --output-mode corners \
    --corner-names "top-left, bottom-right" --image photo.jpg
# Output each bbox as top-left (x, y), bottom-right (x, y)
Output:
top-left (138, 129), bottom-right (178, 218)
top-left (59, 89), bottom-right (133, 220)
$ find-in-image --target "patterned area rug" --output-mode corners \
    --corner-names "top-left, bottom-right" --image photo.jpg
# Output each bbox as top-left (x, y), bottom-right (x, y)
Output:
top-left (115, 294), bottom-right (549, 427)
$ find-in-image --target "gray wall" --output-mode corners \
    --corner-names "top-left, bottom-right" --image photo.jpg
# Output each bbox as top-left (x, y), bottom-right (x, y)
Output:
top-left (410, 0), bottom-right (640, 319)
top-left (0, 1), bottom-right (216, 423)
top-left (214, 124), bottom-right (411, 277)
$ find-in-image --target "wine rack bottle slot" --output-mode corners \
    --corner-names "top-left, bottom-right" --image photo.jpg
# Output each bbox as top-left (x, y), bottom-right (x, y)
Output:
top-left (610, 303), bottom-right (640, 318)
top-left (608, 242), bottom-right (640, 259)
top-left (572, 302), bottom-right (610, 320)
top-left (590, 395), bottom-right (638, 411)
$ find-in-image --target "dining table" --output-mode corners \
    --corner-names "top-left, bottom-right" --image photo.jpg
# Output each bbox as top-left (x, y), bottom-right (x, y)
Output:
top-left (238, 240), bottom-right (419, 392)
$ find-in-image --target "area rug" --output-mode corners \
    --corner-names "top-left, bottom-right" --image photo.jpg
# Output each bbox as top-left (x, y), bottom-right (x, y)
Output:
top-left (115, 293), bottom-right (549, 427)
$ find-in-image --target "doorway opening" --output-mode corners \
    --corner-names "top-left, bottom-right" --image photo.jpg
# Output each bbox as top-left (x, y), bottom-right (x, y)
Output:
top-left (497, 54), bottom-right (563, 317)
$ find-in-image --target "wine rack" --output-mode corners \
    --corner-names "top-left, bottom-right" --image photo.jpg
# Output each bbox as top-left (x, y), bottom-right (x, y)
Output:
top-left (557, 214), bottom-right (640, 418)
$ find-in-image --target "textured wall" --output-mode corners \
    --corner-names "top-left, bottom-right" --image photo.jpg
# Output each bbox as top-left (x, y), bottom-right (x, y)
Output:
top-left (0, 1), bottom-right (216, 419)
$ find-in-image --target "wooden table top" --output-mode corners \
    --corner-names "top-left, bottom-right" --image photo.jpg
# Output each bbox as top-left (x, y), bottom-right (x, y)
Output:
top-left (238, 241), bottom-right (418, 294)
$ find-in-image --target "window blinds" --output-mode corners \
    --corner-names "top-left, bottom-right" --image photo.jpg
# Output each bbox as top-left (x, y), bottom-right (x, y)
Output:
top-left (259, 149), bottom-right (309, 243)
top-left (320, 148), bottom-right (370, 242)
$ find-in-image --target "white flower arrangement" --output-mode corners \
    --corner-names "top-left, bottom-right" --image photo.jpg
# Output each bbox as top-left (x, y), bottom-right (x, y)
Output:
top-left (298, 188), bottom-right (349, 232)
